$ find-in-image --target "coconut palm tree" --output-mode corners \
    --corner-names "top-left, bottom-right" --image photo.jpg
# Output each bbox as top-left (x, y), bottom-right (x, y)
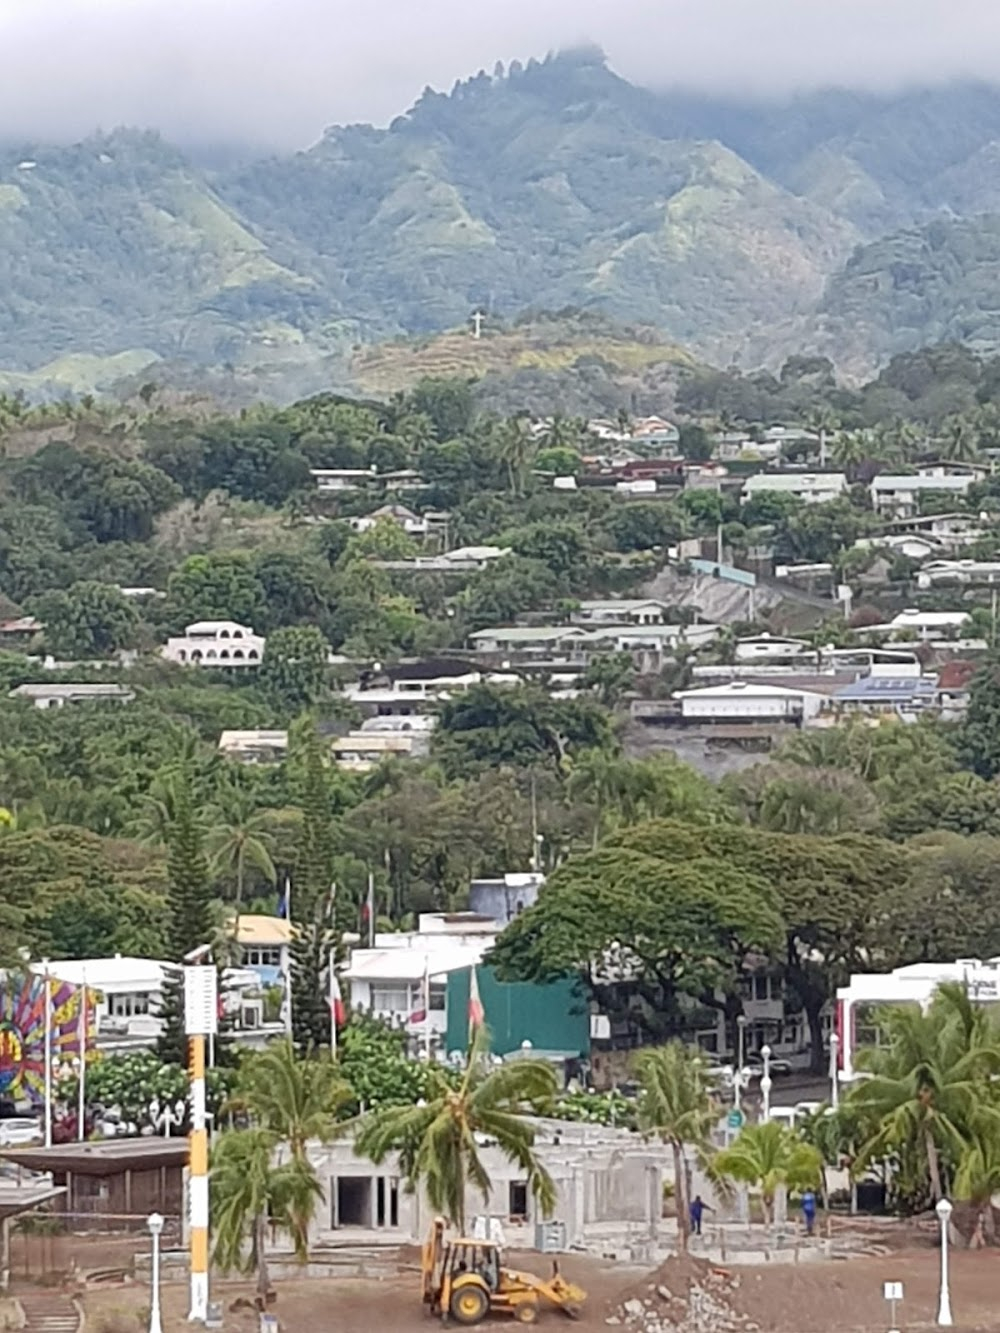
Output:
top-left (634, 1042), bottom-right (717, 1251)
top-left (939, 415), bottom-right (982, 465)
top-left (496, 415), bottom-right (538, 497)
top-left (206, 782), bottom-right (277, 908)
top-left (848, 983), bottom-right (1000, 1203)
top-left (355, 1028), bottom-right (557, 1232)
top-left (211, 1127), bottom-right (322, 1298)
top-left (714, 1121), bottom-right (822, 1231)
top-left (566, 747), bottom-right (631, 848)
top-left (235, 1037), bottom-right (351, 1163)
top-left (804, 406), bottom-right (839, 469)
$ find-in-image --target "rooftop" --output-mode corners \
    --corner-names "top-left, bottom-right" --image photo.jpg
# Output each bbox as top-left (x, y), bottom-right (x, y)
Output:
top-left (27, 955), bottom-right (167, 991)
top-left (10, 683), bottom-right (134, 701)
top-left (1, 1137), bottom-right (188, 1176)
top-left (871, 474), bottom-right (974, 491)
top-left (834, 675), bottom-right (938, 702)
top-left (234, 914), bottom-right (292, 947)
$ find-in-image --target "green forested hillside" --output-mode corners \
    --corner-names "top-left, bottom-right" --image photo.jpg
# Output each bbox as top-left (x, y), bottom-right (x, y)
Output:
top-left (10, 52), bottom-right (1000, 394)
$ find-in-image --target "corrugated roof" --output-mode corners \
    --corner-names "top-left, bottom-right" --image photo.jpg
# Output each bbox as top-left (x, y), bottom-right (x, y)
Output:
top-left (835, 676), bottom-right (937, 701)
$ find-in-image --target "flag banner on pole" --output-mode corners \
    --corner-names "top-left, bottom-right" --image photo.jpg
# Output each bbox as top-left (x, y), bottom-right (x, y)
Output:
top-left (409, 955), bottom-right (431, 1025)
top-left (468, 965), bottom-right (484, 1030)
top-left (277, 878), bottom-right (291, 920)
top-left (327, 968), bottom-right (345, 1028)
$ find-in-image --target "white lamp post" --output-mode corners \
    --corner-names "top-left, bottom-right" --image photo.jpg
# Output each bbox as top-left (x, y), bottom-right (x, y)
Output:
top-left (935, 1198), bottom-right (953, 1327)
top-left (735, 1015), bottom-right (748, 1110)
top-left (147, 1211), bottom-right (164, 1333)
top-left (829, 1032), bottom-right (840, 1109)
top-left (760, 1044), bottom-right (772, 1122)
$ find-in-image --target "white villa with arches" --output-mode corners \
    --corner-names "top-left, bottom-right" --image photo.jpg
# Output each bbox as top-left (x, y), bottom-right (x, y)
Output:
top-left (161, 620), bottom-right (266, 669)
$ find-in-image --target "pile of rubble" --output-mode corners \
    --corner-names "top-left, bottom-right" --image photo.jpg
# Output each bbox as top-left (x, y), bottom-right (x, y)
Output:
top-left (607, 1255), bottom-right (761, 1333)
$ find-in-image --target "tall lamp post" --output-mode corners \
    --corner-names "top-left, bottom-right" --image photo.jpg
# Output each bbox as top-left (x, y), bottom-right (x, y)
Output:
top-left (936, 1197), bottom-right (953, 1327)
top-left (147, 1212), bottom-right (164, 1333)
top-left (734, 1015), bottom-right (748, 1110)
top-left (829, 1032), bottom-right (840, 1109)
top-left (760, 1044), bottom-right (772, 1123)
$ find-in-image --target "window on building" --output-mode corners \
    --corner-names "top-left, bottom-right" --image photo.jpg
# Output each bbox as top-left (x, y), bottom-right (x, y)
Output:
top-left (371, 987), bottom-right (409, 1013)
top-left (243, 947), bottom-right (281, 967)
top-left (429, 983), bottom-right (446, 1012)
top-left (109, 992), bottom-right (150, 1018)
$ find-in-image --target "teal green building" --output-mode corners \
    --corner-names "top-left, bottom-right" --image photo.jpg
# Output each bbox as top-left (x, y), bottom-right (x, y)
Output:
top-left (444, 965), bottom-right (589, 1061)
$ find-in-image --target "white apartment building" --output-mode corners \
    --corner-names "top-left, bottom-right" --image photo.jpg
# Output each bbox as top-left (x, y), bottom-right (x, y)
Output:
top-left (741, 472), bottom-right (847, 505)
top-left (161, 621), bottom-right (266, 668)
top-left (916, 559), bottom-right (1000, 588)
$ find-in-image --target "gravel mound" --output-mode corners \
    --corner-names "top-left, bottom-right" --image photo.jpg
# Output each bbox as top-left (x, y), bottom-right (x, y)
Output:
top-left (607, 1254), bottom-right (760, 1333)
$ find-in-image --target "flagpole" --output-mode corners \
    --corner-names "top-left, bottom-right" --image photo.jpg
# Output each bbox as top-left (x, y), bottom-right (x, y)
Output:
top-left (77, 969), bottom-right (87, 1143)
top-left (328, 951), bottom-right (337, 1058)
top-left (42, 962), bottom-right (52, 1149)
top-left (423, 957), bottom-right (431, 1062)
top-left (367, 870), bottom-right (375, 948)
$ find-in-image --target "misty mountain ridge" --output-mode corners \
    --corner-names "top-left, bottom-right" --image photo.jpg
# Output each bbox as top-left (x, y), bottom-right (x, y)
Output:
top-left (7, 48), bottom-right (1000, 397)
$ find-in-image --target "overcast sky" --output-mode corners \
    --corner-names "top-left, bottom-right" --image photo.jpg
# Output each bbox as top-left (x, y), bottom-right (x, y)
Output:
top-left (2, 0), bottom-right (999, 150)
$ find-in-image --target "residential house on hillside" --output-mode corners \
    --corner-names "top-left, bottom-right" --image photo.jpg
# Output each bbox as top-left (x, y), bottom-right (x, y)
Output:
top-left (217, 730), bottom-right (289, 763)
top-left (916, 559), bottom-right (1000, 588)
top-left (10, 683), bottom-right (135, 709)
top-left (741, 472), bottom-right (847, 505)
top-left (347, 504), bottom-right (429, 538)
top-left (331, 731), bottom-right (422, 772)
top-left (235, 915), bottom-right (291, 988)
top-left (342, 661), bottom-right (516, 716)
top-left (936, 660), bottom-right (978, 720)
top-left (370, 545), bottom-right (510, 573)
top-left (673, 680), bottom-right (827, 724)
top-left (856, 608), bottom-right (971, 642)
top-left (870, 471), bottom-right (976, 518)
top-left (570, 598), bottom-right (672, 625)
top-left (885, 512), bottom-right (986, 548)
top-left (161, 621), bottom-right (265, 667)
top-left (733, 633), bottom-right (810, 661)
top-left (833, 674), bottom-right (938, 715)
top-left (310, 467), bottom-right (376, 493)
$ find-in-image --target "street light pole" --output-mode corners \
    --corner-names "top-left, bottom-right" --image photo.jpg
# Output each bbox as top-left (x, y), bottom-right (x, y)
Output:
top-left (735, 1014), bottom-right (748, 1110)
top-left (935, 1198), bottom-right (953, 1327)
top-left (147, 1212), bottom-right (164, 1333)
top-left (760, 1044), bottom-right (772, 1123)
top-left (829, 1032), bottom-right (840, 1109)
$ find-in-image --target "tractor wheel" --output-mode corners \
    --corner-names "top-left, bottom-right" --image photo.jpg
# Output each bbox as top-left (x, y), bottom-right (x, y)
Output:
top-left (514, 1302), bottom-right (539, 1325)
top-left (449, 1285), bottom-right (490, 1326)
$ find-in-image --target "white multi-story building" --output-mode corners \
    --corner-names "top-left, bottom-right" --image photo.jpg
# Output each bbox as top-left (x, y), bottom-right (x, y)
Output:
top-left (344, 914), bottom-right (499, 1044)
top-left (161, 621), bottom-right (266, 668)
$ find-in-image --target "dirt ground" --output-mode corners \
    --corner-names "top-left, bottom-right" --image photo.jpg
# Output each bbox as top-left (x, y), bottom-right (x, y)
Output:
top-left (73, 1246), bottom-right (1000, 1333)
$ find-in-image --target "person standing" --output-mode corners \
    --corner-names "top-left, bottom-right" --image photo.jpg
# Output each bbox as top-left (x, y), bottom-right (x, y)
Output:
top-left (689, 1194), bottom-right (711, 1236)
top-left (801, 1188), bottom-right (817, 1237)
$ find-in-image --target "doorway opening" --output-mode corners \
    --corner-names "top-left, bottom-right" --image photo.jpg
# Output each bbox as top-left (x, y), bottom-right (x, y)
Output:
top-left (335, 1176), bottom-right (372, 1227)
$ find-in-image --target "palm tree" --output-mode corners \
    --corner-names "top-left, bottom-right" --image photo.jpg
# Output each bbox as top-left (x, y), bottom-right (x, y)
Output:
top-left (206, 783), bottom-right (277, 908)
top-left (804, 406), bottom-right (839, 469)
top-left (848, 983), bottom-right (1000, 1202)
top-left (235, 1037), bottom-right (351, 1163)
top-left (634, 1042), bottom-right (716, 1251)
top-left (566, 748), bottom-right (630, 848)
top-left (355, 1028), bottom-right (557, 1232)
top-left (831, 429), bottom-right (875, 479)
top-left (714, 1121), bottom-right (822, 1231)
top-left (939, 415), bottom-right (981, 465)
top-left (496, 416), bottom-right (538, 497)
top-left (954, 1127), bottom-right (1000, 1246)
top-left (211, 1128), bottom-right (322, 1298)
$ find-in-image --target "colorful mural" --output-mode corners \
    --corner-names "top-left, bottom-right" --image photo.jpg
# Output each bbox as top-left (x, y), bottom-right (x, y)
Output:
top-left (0, 973), bottom-right (96, 1105)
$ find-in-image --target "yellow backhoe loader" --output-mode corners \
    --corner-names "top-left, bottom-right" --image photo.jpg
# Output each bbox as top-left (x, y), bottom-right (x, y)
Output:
top-left (421, 1218), bottom-right (586, 1325)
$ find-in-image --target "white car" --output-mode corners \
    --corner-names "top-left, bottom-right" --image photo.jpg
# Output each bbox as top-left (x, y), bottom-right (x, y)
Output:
top-left (0, 1118), bottom-right (43, 1147)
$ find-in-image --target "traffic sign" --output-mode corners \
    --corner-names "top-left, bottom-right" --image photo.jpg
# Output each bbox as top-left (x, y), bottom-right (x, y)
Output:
top-left (727, 1108), bottom-right (744, 1130)
top-left (883, 1283), bottom-right (903, 1302)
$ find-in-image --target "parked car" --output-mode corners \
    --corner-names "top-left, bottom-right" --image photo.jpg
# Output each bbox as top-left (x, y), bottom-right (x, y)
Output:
top-left (0, 1117), bottom-right (43, 1147)
top-left (745, 1054), bottom-right (793, 1078)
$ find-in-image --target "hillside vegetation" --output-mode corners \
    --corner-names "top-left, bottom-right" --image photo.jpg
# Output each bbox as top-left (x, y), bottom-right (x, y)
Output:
top-left (10, 53), bottom-right (1000, 394)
